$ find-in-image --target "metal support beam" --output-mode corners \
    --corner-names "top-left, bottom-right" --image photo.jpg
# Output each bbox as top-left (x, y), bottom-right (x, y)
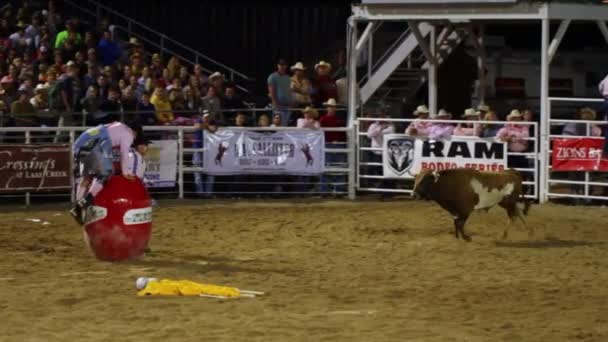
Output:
top-left (477, 24), bottom-right (487, 106)
top-left (409, 21), bottom-right (434, 64)
top-left (539, 18), bottom-right (550, 204)
top-left (355, 22), bottom-right (375, 56)
top-left (359, 22), bottom-right (432, 103)
top-left (347, 18), bottom-right (359, 128)
top-left (597, 21), bottom-right (608, 45)
top-left (428, 25), bottom-right (437, 116)
top-left (367, 30), bottom-right (373, 81)
top-left (435, 25), bottom-right (454, 51)
top-left (548, 20), bottom-right (570, 64)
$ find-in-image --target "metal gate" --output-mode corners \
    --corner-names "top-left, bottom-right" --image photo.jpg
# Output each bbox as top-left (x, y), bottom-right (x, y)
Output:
top-left (355, 117), bottom-right (540, 199)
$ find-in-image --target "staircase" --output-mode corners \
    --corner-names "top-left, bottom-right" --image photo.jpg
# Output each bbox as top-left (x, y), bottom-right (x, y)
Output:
top-left (357, 22), bottom-right (470, 110)
top-left (63, 0), bottom-right (254, 94)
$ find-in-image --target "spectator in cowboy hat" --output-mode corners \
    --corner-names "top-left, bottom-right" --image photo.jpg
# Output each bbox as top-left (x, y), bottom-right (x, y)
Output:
top-left (476, 103), bottom-right (490, 117)
top-left (290, 61), bottom-right (312, 109)
top-left (267, 58), bottom-right (292, 127)
top-left (405, 104), bottom-right (431, 137)
top-left (427, 109), bottom-right (455, 140)
top-left (319, 97), bottom-right (347, 195)
top-left (209, 71), bottom-right (225, 98)
top-left (311, 60), bottom-right (337, 107)
top-left (297, 106), bottom-right (320, 129)
top-left (496, 109), bottom-right (530, 170)
top-left (453, 108), bottom-right (482, 136)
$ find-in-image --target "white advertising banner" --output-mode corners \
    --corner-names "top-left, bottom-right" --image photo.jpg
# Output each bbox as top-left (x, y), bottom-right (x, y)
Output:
top-left (202, 129), bottom-right (325, 175)
top-left (383, 135), bottom-right (508, 178)
top-left (144, 140), bottom-right (178, 187)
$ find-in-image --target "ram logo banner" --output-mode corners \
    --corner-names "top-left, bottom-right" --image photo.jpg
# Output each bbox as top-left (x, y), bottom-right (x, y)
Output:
top-left (383, 135), bottom-right (507, 178)
top-left (385, 137), bottom-right (415, 176)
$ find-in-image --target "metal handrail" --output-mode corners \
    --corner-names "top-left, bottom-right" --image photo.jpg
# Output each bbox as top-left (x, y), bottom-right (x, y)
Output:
top-left (62, 0), bottom-right (253, 83)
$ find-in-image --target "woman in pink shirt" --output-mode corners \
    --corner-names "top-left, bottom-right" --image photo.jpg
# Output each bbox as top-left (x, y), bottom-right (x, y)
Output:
top-left (453, 108), bottom-right (482, 137)
top-left (428, 109), bottom-right (455, 140)
top-left (496, 109), bottom-right (530, 170)
top-left (405, 104), bottom-right (431, 137)
top-left (297, 107), bottom-right (320, 129)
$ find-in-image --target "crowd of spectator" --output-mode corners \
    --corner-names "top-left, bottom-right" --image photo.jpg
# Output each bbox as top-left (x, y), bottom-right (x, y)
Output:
top-left (0, 1), bottom-right (350, 135)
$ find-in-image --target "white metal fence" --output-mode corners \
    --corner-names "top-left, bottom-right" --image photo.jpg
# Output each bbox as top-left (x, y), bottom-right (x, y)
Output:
top-left (2, 99), bottom-right (608, 205)
top-left (544, 97), bottom-right (608, 203)
top-left (0, 126), bottom-right (355, 205)
top-left (355, 117), bottom-right (539, 199)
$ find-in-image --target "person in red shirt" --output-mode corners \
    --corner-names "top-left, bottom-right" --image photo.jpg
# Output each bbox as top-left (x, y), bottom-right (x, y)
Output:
top-left (319, 98), bottom-right (346, 196)
top-left (312, 61), bottom-right (337, 108)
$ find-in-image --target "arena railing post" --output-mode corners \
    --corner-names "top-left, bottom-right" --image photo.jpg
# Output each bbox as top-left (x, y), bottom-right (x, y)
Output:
top-left (348, 125), bottom-right (356, 200)
top-left (25, 130), bottom-right (31, 207)
top-left (69, 129), bottom-right (76, 204)
top-left (178, 128), bottom-right (184, 199)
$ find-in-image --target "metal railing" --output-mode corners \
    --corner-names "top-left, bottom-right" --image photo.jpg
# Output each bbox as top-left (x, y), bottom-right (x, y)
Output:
top-left (355, 117), bottom-right (540, 199)
top-left (545, 96), bottom-right (608, 203)
top-left (0, 125), bottom-right (355, 206)
top-left (62, 0), bottom-right (254, 92)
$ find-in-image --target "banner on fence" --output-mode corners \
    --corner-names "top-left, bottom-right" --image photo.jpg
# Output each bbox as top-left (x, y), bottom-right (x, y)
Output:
top-left (144, 140), bottom-right (178, 187)
top-left (0, 144), bottom-right (71, 192)
top-left (383, 135), bottom-right (508, 178)
top-left (551, 137), bottom-right (608, 171)
top-left (202, 129), bottom-right (325, 175)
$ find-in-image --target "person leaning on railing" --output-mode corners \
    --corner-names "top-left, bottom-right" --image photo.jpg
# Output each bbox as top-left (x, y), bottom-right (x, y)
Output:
top-left (480, 110), bottom-right (502, 138)
top-left (428, 109), bottom-right (455, 140)
top-left (453, 108), bottom-right (482, 137)
top-left (405, 105), bottom-right (431, 137)
top-left (495, 109), bottom-right (529, 171)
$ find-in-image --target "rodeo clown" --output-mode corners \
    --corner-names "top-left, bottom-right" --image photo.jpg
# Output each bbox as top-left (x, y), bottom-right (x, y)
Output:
top-left (69, 120), bottom-right (144, 224)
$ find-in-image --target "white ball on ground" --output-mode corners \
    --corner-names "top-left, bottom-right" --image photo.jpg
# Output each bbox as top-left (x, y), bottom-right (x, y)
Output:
top-left (136, 277), bottom-right (157, 290)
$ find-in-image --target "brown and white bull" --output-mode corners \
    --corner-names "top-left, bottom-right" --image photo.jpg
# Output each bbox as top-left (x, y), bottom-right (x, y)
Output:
top-left (412, 168), bottom-right (531, 241)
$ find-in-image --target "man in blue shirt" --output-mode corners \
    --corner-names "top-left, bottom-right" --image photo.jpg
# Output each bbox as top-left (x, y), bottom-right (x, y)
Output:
top-left (97, 30), bottom-right (121, 66)
top-left (267, 59), bottom-right (292, 126)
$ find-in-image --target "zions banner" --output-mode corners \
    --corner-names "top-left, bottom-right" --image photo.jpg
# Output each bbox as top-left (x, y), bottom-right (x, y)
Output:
top-left (202, 129), bottom-right (325, 175)
top-left (382, 135), bottom-right (508, 178)
top-left (551, 138), bottom-right (608, 171)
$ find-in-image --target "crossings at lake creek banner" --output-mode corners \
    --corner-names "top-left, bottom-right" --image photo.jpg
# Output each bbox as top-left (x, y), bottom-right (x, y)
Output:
top-left (202, 129), bottom-right (325, 175)
top-left (0, 144), bottom-right (71, 192)
top-left (382, 135), bottom-right (508, 178)
top-left (551, 138), bottom-right (608, 172)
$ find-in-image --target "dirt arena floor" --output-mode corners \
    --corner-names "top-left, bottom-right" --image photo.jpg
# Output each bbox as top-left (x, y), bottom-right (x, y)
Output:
top-left (1, 198), bottom-right (607, 342)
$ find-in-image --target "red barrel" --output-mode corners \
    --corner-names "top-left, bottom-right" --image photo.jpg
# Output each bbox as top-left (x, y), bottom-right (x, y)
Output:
top-left (83, 175), bottom-right (152, 261)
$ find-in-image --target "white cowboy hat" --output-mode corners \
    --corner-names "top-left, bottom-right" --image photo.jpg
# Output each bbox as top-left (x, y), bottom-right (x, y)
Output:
top-left (315, 60), bottom-right (332, 70)
top-left (463, 108), bottom-right (478, 117)
top-left (290, 62), bottom-right (306, 71)
top-left (506, 109), bottom-right (523, 120)
top-left (413, 105), bottom-right (429, 116)
top-left (323, 98), bottom-right (337, 107)
top-left (434, 109), bottom-right (452, 119)
top-left (477, 104), bottom-right (490, 112)
top-left (209, 72), bottom-right (224, 81)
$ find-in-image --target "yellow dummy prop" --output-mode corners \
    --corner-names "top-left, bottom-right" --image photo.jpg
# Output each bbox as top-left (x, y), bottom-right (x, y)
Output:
top-left (136, 277), bottom-right (263, 298)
